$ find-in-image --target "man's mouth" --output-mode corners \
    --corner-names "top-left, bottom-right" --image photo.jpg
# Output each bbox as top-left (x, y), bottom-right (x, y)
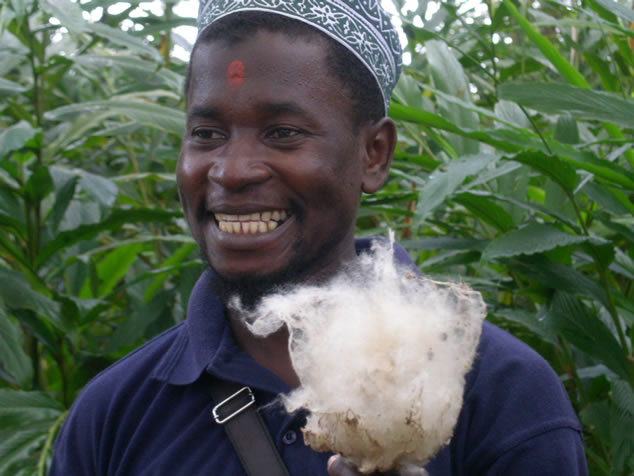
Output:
top-left (214, 210), bottom-right (291, 235)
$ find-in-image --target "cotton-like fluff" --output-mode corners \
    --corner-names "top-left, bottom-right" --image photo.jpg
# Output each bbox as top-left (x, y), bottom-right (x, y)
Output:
top-left (233, 236), bottom-right (486, 474)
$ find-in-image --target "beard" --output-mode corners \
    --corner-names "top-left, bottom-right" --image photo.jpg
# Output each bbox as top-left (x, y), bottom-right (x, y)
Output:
top-left (204, 236), bottom-right (337, 312)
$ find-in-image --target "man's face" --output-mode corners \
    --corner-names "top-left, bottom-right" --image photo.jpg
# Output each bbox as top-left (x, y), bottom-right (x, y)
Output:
top-left (178, 31), bottom-right (369, 286)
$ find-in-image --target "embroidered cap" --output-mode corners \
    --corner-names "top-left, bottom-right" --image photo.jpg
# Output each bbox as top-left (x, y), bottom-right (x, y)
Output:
top-left (197, 0), bottom-right (402, 114)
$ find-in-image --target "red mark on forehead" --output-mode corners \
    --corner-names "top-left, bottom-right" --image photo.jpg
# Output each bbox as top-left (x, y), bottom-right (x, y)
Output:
top-left (227, 60), bottom-right (245, 88)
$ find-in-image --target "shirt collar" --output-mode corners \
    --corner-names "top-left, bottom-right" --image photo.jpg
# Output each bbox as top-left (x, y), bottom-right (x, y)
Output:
top-left (153, 237), bottom-right (417, 389)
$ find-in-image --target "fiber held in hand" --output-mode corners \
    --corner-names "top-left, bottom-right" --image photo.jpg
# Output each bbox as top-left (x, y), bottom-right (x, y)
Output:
top-left (233, 236), bottom-right (486, 474)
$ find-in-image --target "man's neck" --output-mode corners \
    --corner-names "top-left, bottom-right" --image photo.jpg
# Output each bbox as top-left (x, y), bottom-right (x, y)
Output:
top-left (228, 309), bottom-right (300, 388)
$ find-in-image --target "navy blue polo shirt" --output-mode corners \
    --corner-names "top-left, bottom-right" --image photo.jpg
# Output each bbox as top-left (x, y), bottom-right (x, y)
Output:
top-left (50, 239), bottom-right (587, 476)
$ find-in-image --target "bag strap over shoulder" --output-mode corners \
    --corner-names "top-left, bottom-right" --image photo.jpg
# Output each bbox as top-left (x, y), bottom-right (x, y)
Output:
top-left (209, 377), bottom-right (291, 476)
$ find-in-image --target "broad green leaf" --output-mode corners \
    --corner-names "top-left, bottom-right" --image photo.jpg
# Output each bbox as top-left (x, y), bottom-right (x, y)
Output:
top-left (0, 77), bottom-right (26, 95)
top-left (505, 150), bottom-right (578, 192)
top-left (0, 269), bottom-right (66, 331)
top-left (39, 0), bottom-right (87, 33)
top-left (46, 100), bottom-right (185, 135)
top-left (554, 115), bottom-right (579, 144)
top-left (483, 224), bottom-right (591, 260)
top-left (593, 0), bottom-right (634, 23)
top-left (79, 171), bottom-right (118, 208)
top-left (37, 208), bottom-right (180, 267)
top-left (389, 103), bottom-right (521, 152)
top-left (453, 192), bottom-right (516, 232)
top-left (88, 23), bottom-right (161, 61)
top-left (0, 308), bottom-right (32, 388)
top-left (0, 121), bottom-right (38, 158)
top-left (503, 0), bottom-right (590, 88)
top-left (23, 166), bottom-right (54, 204)
top-left (426, 40), bottom-right (480, 155)
top-left (106, 293), bottom-right (170, 352)
top-left (512, 255), bottom-right (610, 309)
top-left (493, 308), bottom-right (558, 345)
top-left (499, 82), bottom-right (634, 129)
top-left (403, 237), bottom-right (488, 251)
top-left (49, 175), bottom-right (78, 233)
top-left (0, 390), bottom-right (63, 427)
top-left (414, 153), bottom-right (498, 226)
top-left (583, 182), bottom-right (634, 216)
top-left (96, 243), bottom-right (144, 297)
top-left (549, 292), bottom-right (631, 382)
top-left (74, 55), bottom-right (183, 91)
top-left (144, 242), bottom-right (197, 303)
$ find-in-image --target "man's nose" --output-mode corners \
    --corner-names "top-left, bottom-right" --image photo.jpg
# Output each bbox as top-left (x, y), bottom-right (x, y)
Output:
top-left (207, 139), bottom-right (271, 191)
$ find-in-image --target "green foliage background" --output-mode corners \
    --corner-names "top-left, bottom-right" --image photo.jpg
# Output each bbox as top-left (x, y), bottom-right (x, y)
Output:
top-left (0, 0), bottom-right (632, 474)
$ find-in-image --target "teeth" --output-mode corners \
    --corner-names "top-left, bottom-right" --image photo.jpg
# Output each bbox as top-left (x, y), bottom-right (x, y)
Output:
top-left (214, 210), bottom-right (290, 234)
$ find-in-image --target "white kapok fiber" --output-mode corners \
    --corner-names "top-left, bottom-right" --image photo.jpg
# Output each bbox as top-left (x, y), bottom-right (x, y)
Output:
top-left (233, 235), bottom-right (487, 474)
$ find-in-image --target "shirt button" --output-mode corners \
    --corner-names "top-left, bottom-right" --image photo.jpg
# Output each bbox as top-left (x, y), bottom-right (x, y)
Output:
top-left (282, 430), bottom-right (297, 445)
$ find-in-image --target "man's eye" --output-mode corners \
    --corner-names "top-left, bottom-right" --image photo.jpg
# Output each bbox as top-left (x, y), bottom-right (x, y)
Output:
top-left (192, 128), bottom-right (224, 140)
top-left (267, 127), bottom-right (301, 139)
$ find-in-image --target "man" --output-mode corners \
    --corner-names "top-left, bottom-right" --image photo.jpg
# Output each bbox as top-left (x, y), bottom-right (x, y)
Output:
top-left (50, 1), bottom-right (588, 475)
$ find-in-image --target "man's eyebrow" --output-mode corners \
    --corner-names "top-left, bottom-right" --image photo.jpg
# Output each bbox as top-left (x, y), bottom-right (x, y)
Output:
top-left (252, 102), bottom-right (308, 117)
top-left (188, 106), bottom-right (221, 119)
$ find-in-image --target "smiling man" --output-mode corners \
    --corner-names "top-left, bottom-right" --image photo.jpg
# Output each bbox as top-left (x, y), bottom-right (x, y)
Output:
top-left (50, 1), bottom-right (587, 475)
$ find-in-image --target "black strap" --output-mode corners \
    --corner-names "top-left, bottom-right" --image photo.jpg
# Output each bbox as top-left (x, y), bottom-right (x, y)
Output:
top-left (209, 378), bottom-right (291, 476)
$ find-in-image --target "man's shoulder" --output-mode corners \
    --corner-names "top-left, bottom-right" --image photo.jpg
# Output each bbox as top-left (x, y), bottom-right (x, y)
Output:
top-left (76, 323), bottom-right (186, 402)
top-left (469, 321), bottom-right (574, 410)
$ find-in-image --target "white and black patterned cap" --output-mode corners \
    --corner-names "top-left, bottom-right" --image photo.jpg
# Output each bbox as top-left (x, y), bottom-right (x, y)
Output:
top-left (197, 0), bottom-right (403, 114)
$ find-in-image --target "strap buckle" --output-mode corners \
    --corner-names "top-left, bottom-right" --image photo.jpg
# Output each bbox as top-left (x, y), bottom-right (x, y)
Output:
top-left (212, 386), bottom-right (255, 424)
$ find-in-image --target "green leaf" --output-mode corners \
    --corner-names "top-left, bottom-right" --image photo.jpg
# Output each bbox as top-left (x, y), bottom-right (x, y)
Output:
top-left (554, 115), bottom-right (580, 144)
top-left (502, 0), bottom-right (590, 88)
top-left (549, 292), bottom-right (631, 383)
top-left (453, 192), bottom-right (516, 232)
top-left (37, 208), bottom-right (180, 267)
top-left (74, 55), bottom-right (184, 91)
top-left (79, 171), bottom-right (118, 208)
top-left (0, 121), bottom-right (38, 158)
top-left (88, 23), bottom-right (161, 62)
top-left (583, 182), bottom-right (634, 216)
top-left (46, 100), bottom-right (185, 135)
top-left (0, 269), bottom-right (66, 331)
top-left (499, 82), bottom-right (634, 129)
top-left (0, 77), bottom-right (26, 96)
top-left (513, 254), bottom-right (610, 309)
top-left (23, 167), bottom-right (54, 204)
top-left (403, 237), bottom-right (488, 251)
top-left (49, 175), bottom-right (78, 233)
top-left (106, 293), bottom-right (170, 352)
top-left (426, 40), bottom-right (480, 155)
top-left (483, 224), bottom-right (591, 260)
top-left (493, 308), bottom-right (558, 345)
top-left (389, 103), bottom-right (522, 152)
top-left (95, 243), bottom-right (144, 297)
top-left (144, 242), bottom-right (197, 303)
top-left (593, 0), bottom-right (634, 23)
top-left (414, 153), bottom-right (498, 226)
top-left (39, 0), bottom-right (87, 33)
top-left (0, 308), bottom-right (32, 388)
top-left (0, 390), bottom-right (63, 429)
top-left (505, 150), bottom-right (578, 192)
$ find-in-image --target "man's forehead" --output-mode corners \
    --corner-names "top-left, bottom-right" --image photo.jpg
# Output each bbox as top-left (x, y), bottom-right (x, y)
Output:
top-left (194, 1), bottom-right (403, 114)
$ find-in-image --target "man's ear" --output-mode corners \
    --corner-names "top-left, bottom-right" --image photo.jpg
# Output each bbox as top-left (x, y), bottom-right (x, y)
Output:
top-left (360, 117), bottom-right (397, 194)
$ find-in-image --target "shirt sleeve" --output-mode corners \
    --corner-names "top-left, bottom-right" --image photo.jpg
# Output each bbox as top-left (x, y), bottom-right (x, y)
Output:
top-left (439, 323), bottom-right (589, 476)
top-left (481, 427), bottom-right (587, 476)
top-left (49, 385), bottom-right (103, 476)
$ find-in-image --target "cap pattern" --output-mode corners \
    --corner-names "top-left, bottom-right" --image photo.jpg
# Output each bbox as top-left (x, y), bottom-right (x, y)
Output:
top-left (197, 0), bottom-right (402, 113)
